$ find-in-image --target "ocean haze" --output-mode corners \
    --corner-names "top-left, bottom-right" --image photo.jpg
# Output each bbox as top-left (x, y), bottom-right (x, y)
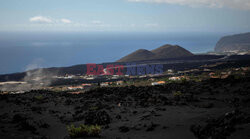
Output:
top-left (0, 32), bottom-right (225, 74)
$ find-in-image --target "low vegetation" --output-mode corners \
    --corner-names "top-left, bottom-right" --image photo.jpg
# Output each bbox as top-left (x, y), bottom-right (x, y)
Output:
top-left (67, 124), bottom-right (101, 138)
top-left (34, 95), bottom-right (44, 101)
top-left (173, 91), bottom-right (183, 101)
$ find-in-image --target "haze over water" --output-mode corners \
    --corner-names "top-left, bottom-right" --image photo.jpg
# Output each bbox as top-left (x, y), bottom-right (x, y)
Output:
top-left (0, 32), bottom-right (227, 74)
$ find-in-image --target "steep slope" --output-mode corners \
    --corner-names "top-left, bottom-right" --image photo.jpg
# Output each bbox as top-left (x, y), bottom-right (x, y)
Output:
top-left (151, 44), bottom-right (194, 59)
top-left (215, 32), bottom-right (250, 52)
top-left (117, 44), bottom-right (193, 62)
top-left (117, 49), bottom-right (155, 62)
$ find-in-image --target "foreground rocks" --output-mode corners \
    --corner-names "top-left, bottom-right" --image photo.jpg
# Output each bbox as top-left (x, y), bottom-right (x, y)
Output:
top-left (0, 77), bottom-right (250, 138)
top-left (191, 110), bottom-right (250, 139)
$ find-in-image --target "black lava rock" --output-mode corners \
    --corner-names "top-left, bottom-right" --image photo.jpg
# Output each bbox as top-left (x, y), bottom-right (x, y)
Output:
top-left (84, 110), bottom-right (111, 125)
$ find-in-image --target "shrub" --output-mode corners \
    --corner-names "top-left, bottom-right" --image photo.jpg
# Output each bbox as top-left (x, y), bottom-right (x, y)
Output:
top-left (67, 124), bottom-right (101, 138)
top-left (173, 91), bottom-right (182, 97)
top-left (180, 78), bottom-right (187, 83)
top-left (34, 95), bottom-right (44, 100)
top-left (173, 91), bottom-right (182, 101)
top-left (89, 106), bottom-right (99, 111)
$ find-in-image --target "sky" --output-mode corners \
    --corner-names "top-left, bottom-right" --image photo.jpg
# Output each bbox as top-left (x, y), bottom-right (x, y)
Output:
top-left (0, 0), bottom-right (250, 33)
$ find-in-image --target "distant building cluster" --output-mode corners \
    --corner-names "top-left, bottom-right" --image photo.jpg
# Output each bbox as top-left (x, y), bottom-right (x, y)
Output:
top-left (1, 66), bottom-right (250, 95)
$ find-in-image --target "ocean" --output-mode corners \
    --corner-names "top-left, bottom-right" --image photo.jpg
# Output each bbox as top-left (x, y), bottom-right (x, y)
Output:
top-left (0, 32), bottom-right (226, 74)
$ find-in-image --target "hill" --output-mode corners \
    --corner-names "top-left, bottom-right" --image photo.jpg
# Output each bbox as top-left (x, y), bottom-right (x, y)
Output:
top-left (151, 44), bottom-right (194, 59)
top-left (215, 32), bottom-right (250, 52)
top-left (117, 49), bottom-right (155, 62)
top-left (117, 44), bottom-right (194, 62)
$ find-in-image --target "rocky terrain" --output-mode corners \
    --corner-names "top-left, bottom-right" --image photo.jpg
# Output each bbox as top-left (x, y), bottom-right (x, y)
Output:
top-left (215, 32), bottom-right (250, 52)
top-left (1, 75), bottom-right (250, 139)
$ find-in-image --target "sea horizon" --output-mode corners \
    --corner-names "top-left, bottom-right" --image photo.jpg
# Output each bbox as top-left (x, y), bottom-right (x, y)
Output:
top-left (0, 31), bottom-right (232, 74)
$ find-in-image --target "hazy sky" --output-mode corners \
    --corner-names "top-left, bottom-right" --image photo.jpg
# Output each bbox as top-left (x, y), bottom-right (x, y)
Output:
top-left (0, 0), bottom-right (250, 32)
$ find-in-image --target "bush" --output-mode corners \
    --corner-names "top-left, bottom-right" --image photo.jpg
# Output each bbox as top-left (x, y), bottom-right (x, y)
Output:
top-left (89, 106), bottom-right (99, 111)
top-left (67, 124), bottom-right (101, 138)
top-left (173, 91), bottom-right (182, 101)
top-left (173, 91), bottom-right (182, 97)
top-left (34, 95), bottom-right (44, 100)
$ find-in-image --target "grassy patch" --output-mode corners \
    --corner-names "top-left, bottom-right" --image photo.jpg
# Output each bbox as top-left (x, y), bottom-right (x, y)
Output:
top-left (34, 95), bottom-right (44, 100)
top-left (173, 91), bottom-right (182, 101)
top-left (67, 124), bottom-right (101, 138)
top-left (89, 106), bottom-right (99, 111)
top-left (173, 91), bottom-right (182, 97)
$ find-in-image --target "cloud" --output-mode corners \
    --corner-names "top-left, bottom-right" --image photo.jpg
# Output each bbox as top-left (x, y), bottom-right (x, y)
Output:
top-left (128, 0), bottom-right (250, 10)
top-left (29, 16), bottom-right (72, 24)
top-left (61, 18), bottom-right (72, 24)
top-left (30, 16), bottom-right (53, 24)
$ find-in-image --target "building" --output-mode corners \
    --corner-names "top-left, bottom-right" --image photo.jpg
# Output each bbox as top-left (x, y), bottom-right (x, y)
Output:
top-left (204, 68), bottom-right (212, 71)
top-left (82, 84), bottom-right (92, 89)
top-left (63, 74), bottom-right (75, 79)
top-left (69, 92), bottom-right (81, 94)
top-left (82, 84), bottom-right (92, 87)
top-left (148, 78), bottom-right (155, 81)
top-left (68, 86), bottom-right (83, 90)
top-left (167, 69), bottom-right (174, 73)
top-left (242, 67), bottom-right (250, 71)
top-left (152, 81), bottom-right (166, 86)
top-left (100, 83), bottom-right (109, 87)
top-left (221, 74), bottom-right (229, 79)
top-left (86, 77), bottom-right (95, 80)
top-left (116, 81), bottom-right (124, 85)
top-left (169, 77), bottom-right (181, 81)
top-left (111, 75), bottom-right (120, 79)
top-left (139, 75), bottom-right (147, 78)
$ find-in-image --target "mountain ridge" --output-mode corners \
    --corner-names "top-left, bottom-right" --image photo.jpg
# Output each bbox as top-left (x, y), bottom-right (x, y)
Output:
top-left (117, 44), bottom-right (194, 62)
top-left (215, 32), bottom-right (250, 52)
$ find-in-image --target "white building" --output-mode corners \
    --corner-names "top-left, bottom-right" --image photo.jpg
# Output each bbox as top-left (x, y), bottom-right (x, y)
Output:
top-left (169, 77), bottom-right (181, 81)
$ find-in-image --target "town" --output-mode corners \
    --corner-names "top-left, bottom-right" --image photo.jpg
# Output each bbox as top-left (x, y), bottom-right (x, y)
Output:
top-left (1, 61), bottom-right (249, 95)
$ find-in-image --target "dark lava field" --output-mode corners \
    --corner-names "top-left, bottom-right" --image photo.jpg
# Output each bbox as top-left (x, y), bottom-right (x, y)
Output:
top-left (1, 76), bottom-right (250, 139)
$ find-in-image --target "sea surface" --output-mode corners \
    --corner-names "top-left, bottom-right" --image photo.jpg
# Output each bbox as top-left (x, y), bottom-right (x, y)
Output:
top-left (0, 32), bottom-right (226, 74)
